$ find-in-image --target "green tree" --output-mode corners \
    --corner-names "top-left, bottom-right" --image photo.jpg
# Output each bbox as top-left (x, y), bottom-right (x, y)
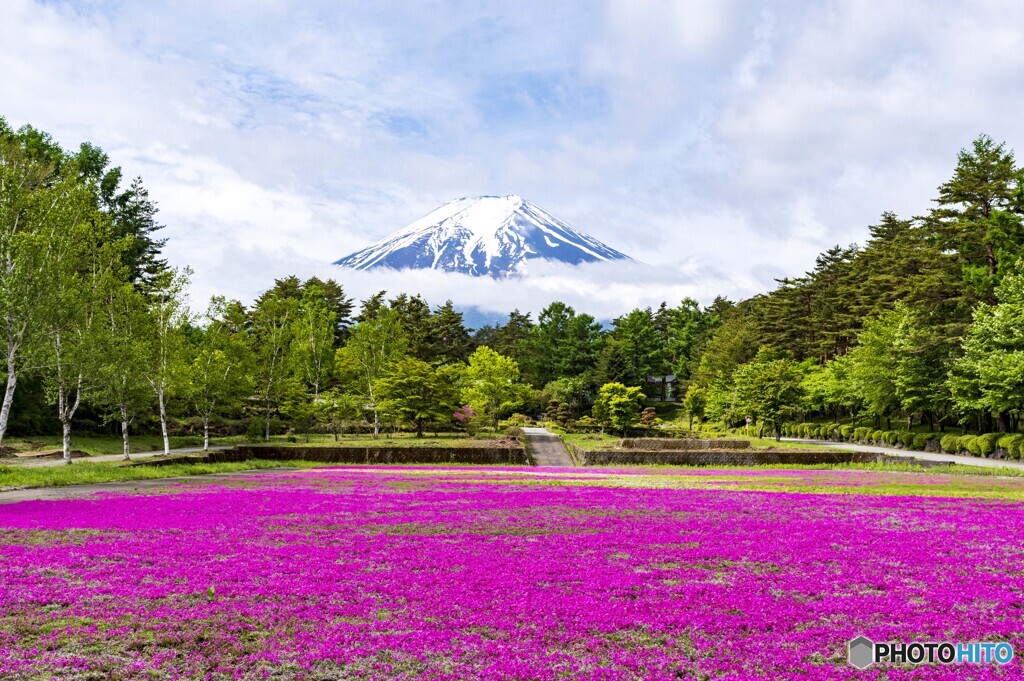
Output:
top-left (144, 268), bottom-right (191, 455)
top-left (335, 307), bottom-right (408, 438)
top-left (430, 300), bottom-right (472, 364)
top-left (94, 280), bottom-right (151, 460)
top-left (187, 297), bottom-right (255, 450)
top-left (461, 346), bottom-right (524, 431)
top-left (0, 129), bottom-right (95, 446)
top-left (950, 264), bottom-right (1024, 432)
top-left (291, 284), bottom-right (337, 398)
top-left (682, 384), bottom-right (706, 430)
top-left (250, 290), bottom-right (297, 441)
top-left (592, 382), bottom-right (645, 435)
top-left (376, 358), bottom-right (460, 436)
top-left (731, 350), bottom-right (804, 440)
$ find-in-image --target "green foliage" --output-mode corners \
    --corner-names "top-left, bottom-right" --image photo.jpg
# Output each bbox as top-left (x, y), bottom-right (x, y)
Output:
top-left (941, 434), bottom-right (960, 453)
top-left (592, 382), bottom-right (645, 435)
top-left (978, 432), bottom-right (1001, 456)
top-left (461, 346), bottom-right (525, 431)
top-left (376, 358), bottom-right (461, 437)
top-left (912, 433), bottom-right (932, 451)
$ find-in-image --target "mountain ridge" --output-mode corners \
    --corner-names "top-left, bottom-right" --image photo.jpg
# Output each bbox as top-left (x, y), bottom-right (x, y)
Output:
top-left (333, 195), bottom-right (634, 277)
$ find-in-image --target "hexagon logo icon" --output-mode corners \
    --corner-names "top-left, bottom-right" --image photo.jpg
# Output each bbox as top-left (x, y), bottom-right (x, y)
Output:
top-left (848, 636), bottom-right (875, 669)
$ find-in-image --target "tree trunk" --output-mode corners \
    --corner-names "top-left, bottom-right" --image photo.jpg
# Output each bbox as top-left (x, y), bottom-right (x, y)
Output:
top-left (688, 414), bottom-right (693, 430)
top-left (203, 415), bottom-right (210, 451)
top-left (264, 399), bottom-right (272, 442)
top-left (373, 409), bottom-right (380, 439)
top-left (62, 419), bottom-right (73, 465)
top-left (157, 387), bottom-right (170, 455)
top-left (0, 358), bottom-right (16, 448)
top-left (998, 411), bottom-right (1011, 433)
top-left (120, 404), bottom-right (131, 461)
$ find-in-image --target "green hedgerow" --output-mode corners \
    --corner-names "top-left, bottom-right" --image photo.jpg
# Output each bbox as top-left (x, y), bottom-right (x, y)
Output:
top-left (962, 435), bottom-right (981, 456)
top-left (978, 433), bottom-right (1001, 457)
top-left (1006, 435), bottom-right (1024, 459)
top-left (839, 425), bottom-right (854, 440)
top-left (853, 427), bottom-right (868, 442)
top-left (912, 433), bottom-right (932, 451)
top-left (871, 429), bottom-right (884, 443)
top-left (899, 431), bottom-right (916, 447)
top-left (940, 434), bottom-right (960, 453)
top-left (885, 431), bottom-right (900, 445)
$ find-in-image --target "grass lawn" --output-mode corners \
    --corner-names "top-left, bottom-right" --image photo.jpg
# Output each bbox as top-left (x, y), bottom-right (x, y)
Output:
top-left (0, 459), bottom-right (325, 491)
top-left (1, 434), bottom-right (224, 457)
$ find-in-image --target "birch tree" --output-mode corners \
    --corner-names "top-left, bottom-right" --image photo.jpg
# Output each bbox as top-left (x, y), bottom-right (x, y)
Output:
top-left (94, 281), bottom-right (152, 460)
top-left (187, 297), bottom-right (254, 450)
top-left (291, 284), bottom-right (336, 399)
top-left (335, 307), bottom-right (407, 438)
top-left (41, 215), bottom-right (123, 464)
top-left (144, 268), bottom-right (191, 455)
top-left (250, 292), bottom-right (296, 441)
top-left (0, 134), bottom-right (85, 446)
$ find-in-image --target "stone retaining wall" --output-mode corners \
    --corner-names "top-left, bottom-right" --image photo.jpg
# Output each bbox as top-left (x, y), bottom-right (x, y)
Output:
top-left (618, 438), bottom-right (750, 451)
top-left (576, 447), bottom-right (941, 467)
top-left (218, 445), bottom-right (529, 465)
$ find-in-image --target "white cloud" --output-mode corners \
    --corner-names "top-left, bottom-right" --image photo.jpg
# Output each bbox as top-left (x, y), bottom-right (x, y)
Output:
top-left (2, 0), bottom-right (1023, 320)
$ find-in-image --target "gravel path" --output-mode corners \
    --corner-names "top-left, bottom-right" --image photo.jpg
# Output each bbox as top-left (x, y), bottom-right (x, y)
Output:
top-left (781, 438), bottom-right (1024, 471)
top-left (522, 427), bottom-right (575, 467)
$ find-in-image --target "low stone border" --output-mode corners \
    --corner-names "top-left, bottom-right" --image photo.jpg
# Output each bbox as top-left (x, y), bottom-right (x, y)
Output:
top-left (619, 438), bottom-right (751, 451)
top-left (218, 445), bottom-right (529, 466)
top-left (576, 448), bottom-right (952, 467)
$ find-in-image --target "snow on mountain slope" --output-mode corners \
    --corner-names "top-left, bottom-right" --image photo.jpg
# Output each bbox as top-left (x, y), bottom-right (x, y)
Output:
top-left (333, 195), bottom-right (634, 277)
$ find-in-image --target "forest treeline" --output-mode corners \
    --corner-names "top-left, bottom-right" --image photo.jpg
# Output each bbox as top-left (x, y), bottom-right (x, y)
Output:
top-left (2, 116), bottom-right (1023, 460)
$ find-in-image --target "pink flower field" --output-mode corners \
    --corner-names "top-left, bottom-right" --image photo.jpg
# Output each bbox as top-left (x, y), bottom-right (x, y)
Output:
top-left (2, 466), bottom-right (1024, 680)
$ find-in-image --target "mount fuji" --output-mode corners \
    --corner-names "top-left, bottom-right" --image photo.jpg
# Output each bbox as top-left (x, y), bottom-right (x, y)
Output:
top-left (333, 195), bottom-right (634, 277)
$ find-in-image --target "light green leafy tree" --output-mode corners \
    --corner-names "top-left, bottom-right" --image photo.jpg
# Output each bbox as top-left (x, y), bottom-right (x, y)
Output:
top-left (950, 264), bottom-right (1024, 430)
top-left (731, 349), bottom-right (804, 440)
top-left (335, 306), bottom-right (408, 438)
top-left (291, 284), bottom-right (337, 399)
top-left (94, 280), bottom-right (152, 460)
top-left (461, 346), bottom-right (524, 432)
top-left (376, 358), bottom-right (461, 437)
top-left (144, 268), bottom-right (192, 455)
top-left (187, 297), bottom-right (255, 450)
top-left (593, 382), bottom-right (645, 435)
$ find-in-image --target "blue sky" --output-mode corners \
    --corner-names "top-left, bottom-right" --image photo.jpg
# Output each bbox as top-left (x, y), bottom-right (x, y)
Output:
top-left (4, 0), bottom-right (1024, 318)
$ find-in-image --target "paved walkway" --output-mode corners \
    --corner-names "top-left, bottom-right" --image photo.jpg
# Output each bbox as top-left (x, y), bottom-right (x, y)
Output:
top-left (522, 427), bottom-right (575, 467)
top-left (6, 445), bottom-right (233, 468)
top-left (782, 438), bottom-right (1024, 471)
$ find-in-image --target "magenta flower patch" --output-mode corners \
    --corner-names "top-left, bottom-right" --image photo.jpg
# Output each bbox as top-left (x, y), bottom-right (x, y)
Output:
top-left (1, 467), bottom-right (1022, 679)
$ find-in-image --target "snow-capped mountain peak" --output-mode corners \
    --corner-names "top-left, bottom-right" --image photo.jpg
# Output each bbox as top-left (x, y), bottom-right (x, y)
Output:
top-left (334, 195), bottom-right (634, 277)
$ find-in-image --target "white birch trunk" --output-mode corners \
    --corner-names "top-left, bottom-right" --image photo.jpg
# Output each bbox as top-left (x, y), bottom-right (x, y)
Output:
top-left (62, 419), bottom-right (72, 464)
top-left (120, 403), bottom-right (131, 461)
top-left (157, 386), bottom-right (170, 454)
top-left (203, 415), bottom-right (210, 451)
top-left (0, 355), bottom-right (16, 447)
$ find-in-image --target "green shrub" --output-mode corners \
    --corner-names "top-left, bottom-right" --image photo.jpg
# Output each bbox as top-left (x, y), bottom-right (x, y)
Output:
top-left (912, 433), bottom-right (932, 451)
top-left (853, 427), bottom-right (867, 442)
top-left (899, 431), bottom-right (916, 447)
top-left (940, 434), bottom-right (960, 453)
top-left (1005, 435), bottom-right (1024, 459)
top-left (961, 435), bottom-right (980, 455)
top-left (978, 433), bottom-right (1001, 456)
top-left (885, 431), bottom-right (900, 445)
top-left (870, 429), bottom-right (883, 442)
top-left (839, 425), bottom-right (854, 440)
